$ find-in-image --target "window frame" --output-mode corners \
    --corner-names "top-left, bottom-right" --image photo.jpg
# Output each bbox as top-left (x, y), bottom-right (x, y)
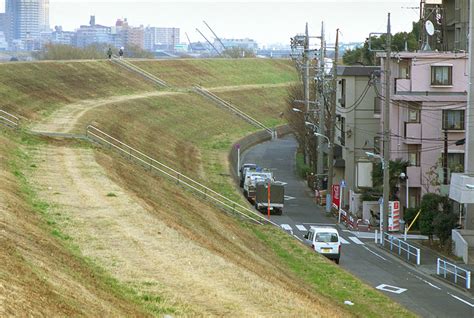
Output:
top-left (431, 65), bottom-right (453, 86)
top-left (442, 109), bottom-right (465, 130)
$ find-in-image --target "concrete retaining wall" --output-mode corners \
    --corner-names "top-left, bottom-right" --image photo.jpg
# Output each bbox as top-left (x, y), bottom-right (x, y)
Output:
top-left (228, 125), bottom-right (293, 182)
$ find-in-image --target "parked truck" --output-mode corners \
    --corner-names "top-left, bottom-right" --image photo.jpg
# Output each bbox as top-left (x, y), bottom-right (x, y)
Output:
top-left (243, 170), bottom-right (273, 202)
top-left (239, 163), bottom-right (257, 187)
top-left (255, 181), bottom-right (285, 215)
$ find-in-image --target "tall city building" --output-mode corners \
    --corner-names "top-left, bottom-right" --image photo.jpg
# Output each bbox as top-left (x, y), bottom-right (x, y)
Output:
top-left (5, 0), bottom-right (41, 43)
top-left (144, 27), bottom-right (179, 51)
top-left (39, 0), bottom-right (49, 31)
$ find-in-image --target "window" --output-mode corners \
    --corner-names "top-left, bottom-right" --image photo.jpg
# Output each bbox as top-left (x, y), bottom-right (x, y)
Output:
top-left (408, 103), bottom-right (420, 123)
top-left (399, 60), bottom-right (410, 79)
top-left (443, 110), bottom-right (465, 130)
top-left (408, 145), bottom-right (420, 166)
top-left (339, 79), bottom-right (346, 107)
top-left (443, 153), bottom-right (465, 172)
top-left (431, 66), bottom-right (452, 86)
top-left (374, 97), bottom-right (381, 115)
top-left (315, 233), bottom-right (339, 243)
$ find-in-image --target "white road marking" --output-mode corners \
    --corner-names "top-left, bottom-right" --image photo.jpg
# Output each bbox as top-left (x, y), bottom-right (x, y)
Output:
top-left (376, 284), bottom-right (407, 294)
top-left (410, 274), bottom-right (442, 290)
top-left (448, 293), bottom-right (474, 308)
top-left (339, 237), bottom-right (350, 244)
top-left (293, 235), bottom-right (303, 242)
top-left (362, 246), bottom-right (387, 261)
top-left (280, 224), bottom-right (293, 234)
top-left (284, 195), bottom-right (296, 201)
top-left (295, 224), bottom-right (307, 232)
top-left (304, 223), bottom-right (337, 227)
top-left (348, 236), bottom-right (365, 245)
top-left (275, 181), bottom-right (287, 185)
top-left (342, 229), bottom-right (351, 232)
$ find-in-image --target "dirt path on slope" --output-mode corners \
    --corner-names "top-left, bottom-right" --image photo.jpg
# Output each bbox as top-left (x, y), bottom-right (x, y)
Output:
top-left (27, 145), bottom-right (331, 317)
top-left (31, 91), bottom-right (181, 134)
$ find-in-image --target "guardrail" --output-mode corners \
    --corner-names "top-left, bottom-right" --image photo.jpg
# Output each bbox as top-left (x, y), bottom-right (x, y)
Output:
top-left (193, 86), bottom-right (276, 139)
top-left (111, 57), bottom-right (168, 88)
top-left (382, 232), bottom-right (421, 265)
top-left (437, 258), bottom-right (471, 289)
top-left (85, 125), bottom-right (280, 227)
top-left (0, 109), bottom-right (19, 129)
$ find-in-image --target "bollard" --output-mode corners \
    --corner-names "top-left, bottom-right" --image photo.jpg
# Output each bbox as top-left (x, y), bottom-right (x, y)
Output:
top-left (375, 230), bottom-right (378, 244)
top-left (467, 271), bottom-right (471, 289)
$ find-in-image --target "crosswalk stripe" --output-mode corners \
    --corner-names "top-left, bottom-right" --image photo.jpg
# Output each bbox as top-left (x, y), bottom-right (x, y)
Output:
top-left (280, 224), bottom-right (293, 233)
top-left (295, 225), bottom-right (307, 232)
top-left (340, 237), bottom-right (350, 244)
top-left (348, 236), bottom-right (365, 245)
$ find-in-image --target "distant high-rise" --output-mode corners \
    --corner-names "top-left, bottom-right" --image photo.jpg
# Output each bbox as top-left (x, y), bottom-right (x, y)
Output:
top-left (39, 0), bottom-right (49, 31)
top-left (5, 0), bottom-right (41, 42)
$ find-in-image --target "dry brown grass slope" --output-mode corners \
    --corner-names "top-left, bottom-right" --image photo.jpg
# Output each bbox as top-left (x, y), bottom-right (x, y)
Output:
top-left (0, 131), bottom-right (150, 317)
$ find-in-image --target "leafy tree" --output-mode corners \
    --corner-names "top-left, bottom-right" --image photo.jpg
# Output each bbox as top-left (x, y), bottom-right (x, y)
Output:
top-left (342, 21), bottom-right (421, 66)
top-left (360, 158), bottom-right (410, 201)
top-left (34, 43), bottom-right (107, 60)
top-left (418, 193), bottom-right (451, 243)
top-left (433, 209), bottom-right (457, 249)
top-left (123, 44), bottom-right (154, 59)
top-left (222, 47), bottom-right (256, 58)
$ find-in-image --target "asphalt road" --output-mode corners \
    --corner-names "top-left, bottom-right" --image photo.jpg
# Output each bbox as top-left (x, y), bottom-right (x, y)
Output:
top-left (241, 134), bottom-right (474, 318)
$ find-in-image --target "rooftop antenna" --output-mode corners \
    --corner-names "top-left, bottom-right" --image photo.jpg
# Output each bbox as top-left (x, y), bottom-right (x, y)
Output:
top-left (421, 20), bottom-right (434, 51)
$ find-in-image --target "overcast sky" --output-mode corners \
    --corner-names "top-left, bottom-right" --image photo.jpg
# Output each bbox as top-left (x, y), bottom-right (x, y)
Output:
top-left (1, 1), bottom-right (422, 45)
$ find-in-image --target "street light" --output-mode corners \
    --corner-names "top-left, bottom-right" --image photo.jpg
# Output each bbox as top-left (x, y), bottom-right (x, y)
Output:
top-left (314, 132), bottom-right (331, 147)
top-left (366, 151), bottom-right (385, 170)
top-left (305, 121), bottom-right (319, 131)
top-left (466, 184), bottom-right (474, 190)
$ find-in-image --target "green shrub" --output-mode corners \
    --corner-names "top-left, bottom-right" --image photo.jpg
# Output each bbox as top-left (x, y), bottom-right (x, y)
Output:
top-left (295, 152), bottom-right (311, 179)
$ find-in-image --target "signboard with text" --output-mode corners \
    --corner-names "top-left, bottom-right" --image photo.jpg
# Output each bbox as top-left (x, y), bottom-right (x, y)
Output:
top-left (332, 184), bottom-right (340, 209)
top-left (388, 201), bottom-right (400, 232)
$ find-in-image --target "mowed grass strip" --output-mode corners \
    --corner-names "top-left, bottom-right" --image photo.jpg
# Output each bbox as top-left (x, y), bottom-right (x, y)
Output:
top-left (0, 60), bottom-right (155, 121)
top-left (210, 86), bottom-right (289, 128)
top-left (132, 58), bottom-right (298, 88)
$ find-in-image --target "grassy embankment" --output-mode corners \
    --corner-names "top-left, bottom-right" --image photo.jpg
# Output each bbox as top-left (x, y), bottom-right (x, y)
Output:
top-left (1, 59), bottom-right (414, 316)
top-left (0, 130), bottom-right (164, 316)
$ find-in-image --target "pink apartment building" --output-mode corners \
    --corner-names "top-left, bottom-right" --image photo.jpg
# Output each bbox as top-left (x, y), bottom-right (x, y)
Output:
top-left (379, 52), bottom-right (468, 209)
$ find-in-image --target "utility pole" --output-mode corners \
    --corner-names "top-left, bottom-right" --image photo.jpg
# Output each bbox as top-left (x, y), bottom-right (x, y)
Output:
top-left (382, 13), bottom-right (392, 240)
top-left (465, 0), bottom-right (474, 230)
top-left (317, 22), bottom-right (326, 191)
top-left (326, 28), bottom-right (339, 213)
top-left (304, 23), bottom-right (310, 113)
top-left (443, 130), bottom-right (449, 185)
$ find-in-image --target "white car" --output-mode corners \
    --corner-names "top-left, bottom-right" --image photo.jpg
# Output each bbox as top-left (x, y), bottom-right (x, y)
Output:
top-left (304, 226), bottom-right (341, 264)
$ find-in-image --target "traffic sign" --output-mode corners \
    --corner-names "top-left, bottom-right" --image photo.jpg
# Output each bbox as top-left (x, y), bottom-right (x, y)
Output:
top-left (340, 180), bottom-right (346, 188)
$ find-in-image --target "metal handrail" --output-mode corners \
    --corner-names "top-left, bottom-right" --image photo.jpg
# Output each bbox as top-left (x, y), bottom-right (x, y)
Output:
top-left (383, 232), bottom-right (421, 265)
top-left (0, 109), bottom-right (19, 128)
top-left (111, 56), bottom-right (168, 87)
top-left (193, 86), bottom-right (275, 137)
top-left (437, 258), bottom-right (471, 289)
top-left (86, 125), bottom-right (280, 226)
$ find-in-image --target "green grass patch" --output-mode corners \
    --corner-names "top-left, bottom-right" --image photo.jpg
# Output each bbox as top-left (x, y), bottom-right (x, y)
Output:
top-left (295, 152), bottom-right (311, 178)
top-left (106, 192), bottom-right (117, 197)
top-left (133, 58), bottom-right (297, 88)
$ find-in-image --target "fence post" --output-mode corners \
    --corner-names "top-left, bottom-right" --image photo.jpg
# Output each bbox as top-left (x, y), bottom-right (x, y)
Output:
top-left (444, 261), bottom-right (447, 278)
top-left (375, 230), bottom-right (378, 244)
top-left (467, 271), bottom-right (471, 289)
top-left (454, 267), bottom-right (458, 284)
top-left (437, 258), bottom-right (440, 276)
top-left (398, 239), bottom-right (401, 256)
top-left (416, 248), bottom-right (420, 266)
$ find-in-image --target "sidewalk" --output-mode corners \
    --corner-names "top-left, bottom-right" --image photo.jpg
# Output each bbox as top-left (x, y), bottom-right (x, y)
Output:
top-left (374, 237), bottom-right (474, 294)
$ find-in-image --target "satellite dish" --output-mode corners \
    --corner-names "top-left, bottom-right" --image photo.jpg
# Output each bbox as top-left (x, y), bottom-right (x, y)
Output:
top-left (425, 20), bottom-right (435, 36)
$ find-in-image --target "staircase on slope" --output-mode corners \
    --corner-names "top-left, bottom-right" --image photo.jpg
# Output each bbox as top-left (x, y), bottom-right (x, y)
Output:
top-left (111, 57), bottom-right (168, 88)
top-left (192, 86), bottom-right (276, 139)
top-left (0, 109), bottom-right (19, 129)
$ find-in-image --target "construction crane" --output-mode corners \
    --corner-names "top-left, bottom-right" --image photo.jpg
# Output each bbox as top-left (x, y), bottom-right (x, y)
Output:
top-left (203, 20), bottom-right (227, 51)
top-left (185, 32), bottom-right (194, 51)
top-left (195, 28), bottom-right (222, 56)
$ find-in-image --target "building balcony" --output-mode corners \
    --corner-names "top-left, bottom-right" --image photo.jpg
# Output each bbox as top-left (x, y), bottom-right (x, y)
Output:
top-left (404, 122), bottom-right (422, 144)
top-left (395, 78), bottom-right (411, 94)
top-left (407, 166), bottom-right (422, 187)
